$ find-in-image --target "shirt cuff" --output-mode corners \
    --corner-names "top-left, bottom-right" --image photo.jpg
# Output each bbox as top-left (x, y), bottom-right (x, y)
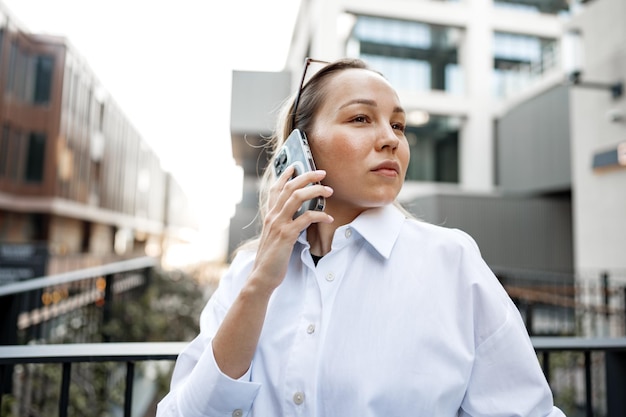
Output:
top-left (177, 344), bottom-right (261, 416)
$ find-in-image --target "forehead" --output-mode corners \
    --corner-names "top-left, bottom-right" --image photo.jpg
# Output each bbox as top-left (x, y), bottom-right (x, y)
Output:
top-left (322, 68), bottom-right (401, 107)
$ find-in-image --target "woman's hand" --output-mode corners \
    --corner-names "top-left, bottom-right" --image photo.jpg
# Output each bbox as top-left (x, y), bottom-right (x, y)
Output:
top-left (250, 166), bottom-right (334, 293)
top-left (212, 166), bottom-right (333, 379)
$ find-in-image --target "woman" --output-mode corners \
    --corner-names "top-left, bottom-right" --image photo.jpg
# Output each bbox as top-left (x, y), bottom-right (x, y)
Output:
top-left (157, 58), bottom-right (565, 416)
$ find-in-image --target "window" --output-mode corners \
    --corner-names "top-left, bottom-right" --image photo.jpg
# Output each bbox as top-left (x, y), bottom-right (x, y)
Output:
top-left (8, 129), bottom-right (21, 180)
top-left (0, 125), bottom-right (9, 177)
top-left (25, 133), bottom-right (46, 182)
top-left (493, 32), bottom-right (558, 98)
top-left (34, 55), bottom-right (54, 104)
top-left (405, 115), bottom-right (460, 183)
top-left (6, 41), bottom-right (18, 96)
top-left (348, 16), bottom-right (463, 94)
top-left (494, 0), bottom-right (570, 15)
top-left (4, 43), bottom-right (54, 105)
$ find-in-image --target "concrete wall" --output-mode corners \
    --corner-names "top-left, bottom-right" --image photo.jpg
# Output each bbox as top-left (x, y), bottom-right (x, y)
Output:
top-left (568, 0), bottom-right (626, 277)
top-left (497, 85), bottom-right (571, 193)
top-left (404, 192), bottom-right (573, 273)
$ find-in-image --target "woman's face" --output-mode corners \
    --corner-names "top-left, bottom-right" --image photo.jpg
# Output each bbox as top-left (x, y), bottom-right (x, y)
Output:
top-left (308, 68), bottom-right (409, 217)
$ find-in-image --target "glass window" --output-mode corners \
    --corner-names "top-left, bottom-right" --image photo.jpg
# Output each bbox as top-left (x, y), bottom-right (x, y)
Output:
top-left (9, 129), bottom-right (21, 180)
top-left (493, 32), bottom-right (558, 98)
top-left (494, 0), bottom-right (570, 15)
top-left (14, 49), bottom-right (28, 100)
top-left (34, 55), bottom-right (54, 105)
top-left (348, 16), bottom-right (463, 94)
top-left (0, 125), bottom-right (9, 177)
top-left (405, 115), bottom-right (460, 183)
top-left (25, 132), bottom-right (46, 182)
top-left (6, 41), bottom-right (17, 96)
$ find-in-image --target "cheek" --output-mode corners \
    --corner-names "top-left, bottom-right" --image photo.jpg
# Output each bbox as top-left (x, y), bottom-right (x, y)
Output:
top-left (312, 136), bottom-right (362, 168)
top-left (399, 141), bottom-right (411, 174)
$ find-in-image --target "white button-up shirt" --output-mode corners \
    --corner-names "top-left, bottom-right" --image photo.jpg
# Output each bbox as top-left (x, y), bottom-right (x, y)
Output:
top-left (157, 204), bottom-right (565, 417)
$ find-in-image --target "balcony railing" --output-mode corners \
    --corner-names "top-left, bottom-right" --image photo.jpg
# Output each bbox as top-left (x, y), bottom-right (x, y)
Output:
top-left (0, 338), bottom-right (625, 417)
top-left (1, 257), bottom-right (625, 416)
top-left (0, 342), bottom-right (185, 417)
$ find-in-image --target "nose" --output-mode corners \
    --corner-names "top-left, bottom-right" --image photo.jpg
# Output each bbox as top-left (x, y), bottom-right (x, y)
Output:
top-left (376, 124), bottom-right (400, 151)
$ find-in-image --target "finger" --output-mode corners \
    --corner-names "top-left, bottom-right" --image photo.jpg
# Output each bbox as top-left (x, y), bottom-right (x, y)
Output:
top-left (268, 165), bottom-right (296, 207)
top-left (281, 183), bottom-right (333, 219)
top-left (291, 206), bottom-right (335, 231)
top-left (281, 169), bottom-right (327, 193)
top-left (270, 169), bottom-right (327, 215)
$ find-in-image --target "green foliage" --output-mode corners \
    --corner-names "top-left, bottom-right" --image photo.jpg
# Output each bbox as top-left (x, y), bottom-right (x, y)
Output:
top-left (0, 394), bottom-right (15, 417)
top-left (102, 267), bottom-right (210, 343)
top-left (2, 264), bottom-right (218, 417)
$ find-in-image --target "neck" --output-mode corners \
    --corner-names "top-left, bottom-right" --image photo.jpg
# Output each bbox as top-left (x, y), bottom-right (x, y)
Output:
top-left (307, 204), bottom-right (365, 256)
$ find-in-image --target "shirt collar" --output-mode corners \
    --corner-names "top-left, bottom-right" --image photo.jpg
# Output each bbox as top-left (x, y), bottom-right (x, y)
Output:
top-left (348, 204), bottom-right (406, 259)
top-left (297, 204), bottom-right (406, 260)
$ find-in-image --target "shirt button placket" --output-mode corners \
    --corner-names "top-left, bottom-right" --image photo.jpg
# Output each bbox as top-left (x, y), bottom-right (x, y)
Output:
top-left (325, 272), bottom-right (335, 282)
top-left (232, 409), bottom-right (243, 417)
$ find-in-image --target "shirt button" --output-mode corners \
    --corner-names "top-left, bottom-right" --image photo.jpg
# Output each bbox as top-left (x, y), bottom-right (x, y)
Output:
top-left (325, 272), bottom-right (335, 282)
top-left (306, 324), bottom-right (315, 334)
top-left (293, 391), bottom-right (305, 405)
top-left (345, 228), bottom-right (352, 238)
top-left (232, 410), bottom-right (243, 417)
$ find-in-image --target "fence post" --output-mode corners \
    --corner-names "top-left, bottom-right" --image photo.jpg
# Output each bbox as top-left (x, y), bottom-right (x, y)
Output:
top-left (606, 350), bottom-right (626, 416)
top-left (0, 294), bottom-right (19, 396)
top-left (102, 273), bottom-right (114, 342)
top-left (601, 272), bottom-right (609, 319)
top-left (623, 286), bottom-right (626, 333)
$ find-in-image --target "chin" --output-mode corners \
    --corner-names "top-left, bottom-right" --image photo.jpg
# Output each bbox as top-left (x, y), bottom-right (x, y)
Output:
top-left (361, 196), bottom-right (397, 209)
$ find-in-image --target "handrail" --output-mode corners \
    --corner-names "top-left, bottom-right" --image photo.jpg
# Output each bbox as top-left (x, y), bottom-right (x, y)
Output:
top-left (532, 336), bottom-right (626, 351)
top-left (0, 256), bottom-right (158, 297)
top-left (0, 336), bottom-right (626, 364)
top-left (0, 338), bottom-right (624, 364)
top-left (0, 338), bottom-right (625, 417)
top-left (0, 341), bottom-right (187, 364)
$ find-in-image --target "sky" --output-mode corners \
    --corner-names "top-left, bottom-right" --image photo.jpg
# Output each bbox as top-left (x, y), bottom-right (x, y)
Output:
top-left (3, 0), bottom-right (301, 261)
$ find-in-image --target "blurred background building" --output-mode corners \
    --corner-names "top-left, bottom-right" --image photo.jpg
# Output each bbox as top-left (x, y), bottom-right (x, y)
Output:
top-left (0, 2), bottom-right (199, 282)
top-left (230, 0), bottom-right (626, 337)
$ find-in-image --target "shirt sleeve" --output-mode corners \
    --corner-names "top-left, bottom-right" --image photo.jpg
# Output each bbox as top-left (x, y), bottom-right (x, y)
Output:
top-left (459, 301), bottom-right (566, 417)
top-left (156, 251), bottom-right (262, 417)
top-left (451, 230), bottom-right (566, 417)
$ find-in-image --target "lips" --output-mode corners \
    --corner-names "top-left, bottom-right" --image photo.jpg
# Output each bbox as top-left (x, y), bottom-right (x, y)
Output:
top-left (371, 160), bottom-right (401, 176)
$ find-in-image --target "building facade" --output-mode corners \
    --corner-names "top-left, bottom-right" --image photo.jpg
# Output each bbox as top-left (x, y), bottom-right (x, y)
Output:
top-left (0, 2), bottom-right (197, 281)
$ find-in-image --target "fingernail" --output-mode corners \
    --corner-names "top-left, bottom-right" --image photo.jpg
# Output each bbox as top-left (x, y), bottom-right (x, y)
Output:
top-left (324, 186), bottom-right (333, 193)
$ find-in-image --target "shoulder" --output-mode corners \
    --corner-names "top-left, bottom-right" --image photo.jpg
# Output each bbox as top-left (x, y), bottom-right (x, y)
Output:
top-left (399, 217), bottom-right (481, 256)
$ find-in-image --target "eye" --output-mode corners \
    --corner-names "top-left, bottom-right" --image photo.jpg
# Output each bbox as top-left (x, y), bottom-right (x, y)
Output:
top-left (391, 122), bottom-right (406, 132)
top-left (351, 115), bottom-right (369, 124)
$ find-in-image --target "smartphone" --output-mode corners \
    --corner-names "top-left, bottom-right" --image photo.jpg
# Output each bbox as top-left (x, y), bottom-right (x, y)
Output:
top-left (273, 129), bottom-right (326, 218)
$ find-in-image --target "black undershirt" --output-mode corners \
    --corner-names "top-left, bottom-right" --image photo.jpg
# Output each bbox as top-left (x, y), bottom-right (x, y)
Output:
top-left (311, 254), bottom-right (323, 266)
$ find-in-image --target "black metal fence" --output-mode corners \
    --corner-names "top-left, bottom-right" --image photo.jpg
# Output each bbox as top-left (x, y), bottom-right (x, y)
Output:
top-left (493, 266), bottom-right (626, 338)
top-left (1, 258), bottom-right (626, 415)
top-left (0, 256), bottom-right (157, 347)
top-left (0, 338), bottom-right (625, 417)
top-left (0, 342), bottom-right (185, 417)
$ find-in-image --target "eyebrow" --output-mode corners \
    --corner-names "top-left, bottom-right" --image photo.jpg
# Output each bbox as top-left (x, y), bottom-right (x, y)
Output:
top-left (339, 98), bottom-right (405, 114)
